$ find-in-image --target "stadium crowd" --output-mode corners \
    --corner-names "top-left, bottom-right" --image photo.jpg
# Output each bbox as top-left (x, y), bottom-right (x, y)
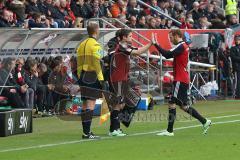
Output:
top-left (0, 0), bottom-right (238, 29)
top-left (0, 56), bottom-right (78, 115)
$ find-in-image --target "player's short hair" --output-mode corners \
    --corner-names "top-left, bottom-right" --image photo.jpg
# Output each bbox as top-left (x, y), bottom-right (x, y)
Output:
top-left (169, 29), bottom-right (183, 38)
top-left (87, 22), bottom-right (99, 37)
top-left (119, 28), bottom-right (132, 40)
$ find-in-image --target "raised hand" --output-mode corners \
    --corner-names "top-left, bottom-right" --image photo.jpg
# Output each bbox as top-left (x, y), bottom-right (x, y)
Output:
top-left (152, 33), bottom-right (158, 45)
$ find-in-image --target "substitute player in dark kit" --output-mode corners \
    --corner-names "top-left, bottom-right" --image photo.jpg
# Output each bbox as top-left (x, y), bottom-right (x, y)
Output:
top-left (108, 28), bottom-right (154, 136)
top-left (153, 29), bottom-right (211, 136)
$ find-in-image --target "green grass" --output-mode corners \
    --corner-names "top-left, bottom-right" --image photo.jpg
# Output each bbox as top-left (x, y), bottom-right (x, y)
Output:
top-left (0, 100), bottom-right (240, 160)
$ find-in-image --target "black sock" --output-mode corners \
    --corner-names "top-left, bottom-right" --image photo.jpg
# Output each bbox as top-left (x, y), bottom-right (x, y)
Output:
top-left (81, 109), bottom-right (93, 135)
top-left (110, 110), bottom-right (120, 132)
top-left (185, 107), bottom-right (206, 124)
top-left (167, 108), bottom-right (176, 133)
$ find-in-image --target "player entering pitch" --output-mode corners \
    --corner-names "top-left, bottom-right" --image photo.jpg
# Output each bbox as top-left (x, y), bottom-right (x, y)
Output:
top-left (152, 29), bottom-right (211, 136)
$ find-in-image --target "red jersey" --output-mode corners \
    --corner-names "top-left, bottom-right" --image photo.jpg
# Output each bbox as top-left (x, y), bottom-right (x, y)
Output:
top-left (155, 41), bottom-right (190, 84)
top-left (110, 44), bottom-right (136, 82)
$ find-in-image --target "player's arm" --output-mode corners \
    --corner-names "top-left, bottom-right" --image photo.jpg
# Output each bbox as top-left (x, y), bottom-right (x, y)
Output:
top-left (154, 43), bottom-right (184, 59)
top-left (152, 33), bottom-right (184, 59)
top-left (131, 42), bottom-right (153, 56)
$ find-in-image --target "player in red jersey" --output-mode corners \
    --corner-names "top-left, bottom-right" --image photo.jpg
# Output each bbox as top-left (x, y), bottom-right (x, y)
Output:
top-left (153, 29), bottom-right (211, 136)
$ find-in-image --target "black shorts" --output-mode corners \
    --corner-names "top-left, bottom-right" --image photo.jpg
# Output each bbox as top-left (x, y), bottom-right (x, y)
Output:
top-left (169, 81), bottom-right (189, 107)
top-left (78, 71), bottom-right (102, 101)
top-left (109, 81), bottom-right (140, 107)
top-left (109, 81), bottom-right (129, 105)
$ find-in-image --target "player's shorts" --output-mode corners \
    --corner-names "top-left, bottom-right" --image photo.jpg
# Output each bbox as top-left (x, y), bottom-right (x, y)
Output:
top-left (109, 81), bottom-right (140, 107)
top-left (78, 71), bottom-right (102, 101)
top-left (169, 81), bottom-right (189, 107)
top-left (109, 81), bottom-right (129, 105)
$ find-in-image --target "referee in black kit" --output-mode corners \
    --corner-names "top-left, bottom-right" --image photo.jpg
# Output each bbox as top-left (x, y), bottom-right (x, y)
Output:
top-left (152, 29), bottom-right (212, 136)
top-left (77, 22), bottom-right (108, 139)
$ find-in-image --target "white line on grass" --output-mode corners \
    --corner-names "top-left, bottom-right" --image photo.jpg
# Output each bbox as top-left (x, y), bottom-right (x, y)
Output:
top-left (179, 113), bottom-right (240, 122)
top-left (0, 119), bottom-right (240, 153)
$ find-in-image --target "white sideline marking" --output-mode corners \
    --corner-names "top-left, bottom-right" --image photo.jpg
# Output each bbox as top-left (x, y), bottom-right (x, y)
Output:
top-left (179, 113), bottom-right (240, 122)
top-left (0, 119), bottom-right (240, 153)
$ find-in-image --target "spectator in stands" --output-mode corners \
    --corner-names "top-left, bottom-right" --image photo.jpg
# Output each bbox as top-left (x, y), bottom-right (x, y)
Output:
top-left (0, 9), bottom-right (12, 27)
top-left (48, 58), bottom-right (69, 113)
top-left (196, 16), bottom-right (211, 29)
top-left (110, 0), bottom-right (127, 18)
top-left (136, 15), bottom-right (147, 28)
top-left (148, 17), bottom-right (157, 29)
top-left (155, 16), bottom-right (162, 29)
top-left (226, 14), bottom-right (238, 27)
top-left (38, 62), bottom-right (54, 114)
top-left (182, 0), bottom-right (195, 11)
top-left (28, 12), bottom-right (47, 28)
top-left (98, 0), bottom-right (112, 18)
top-left (25, 0), bottom-right (41, 16)
top-left (168, 0), bottom-right (176, 19)
top-left (37, 0), bottom-right (48, 15)
top-left (191, 1), bottom-right (201, 21)
top-left (6, 0), bottom-right (25, 26)
top-left (73, 17), bottom-right (83, 28)
top-left (205, 4), bottom-right (217, 21)
top-left (159, 1), bottom-right (168, 15)
top-left (14, 58), bottom-right (35, 109)
top-left (150, 0), bottom-right (161, 17)
top-left (43, 0), bottom-right (65, 28)
top-left (165, 19), bottom-right (173, 29)
top-left (174, 1), bottom-right (184, 19)
top-left (59, 0), bottom-right (76, 26)
top-left (25, 59), bottom-right (47, 113)
top-left (127, 15), bottom-right (137, 28)
top-left (115, 14), bottom-right (127, 27)
top-left (209, 14), bottom-right (227, 29)
top-left (159, 17), bottom-right (167, 29)
top-left (90, 0), bottom-right (105, 18)
top-left (0, 57), bottom-right (25, 108)
top-left (0, 0), bottom-right (5, 10)
top-left (70, 0), bottom-right (91, 19)
top-left (179, 13), bottom-right (193, 29)
top-left (127, 0), bottom-right (144, 19)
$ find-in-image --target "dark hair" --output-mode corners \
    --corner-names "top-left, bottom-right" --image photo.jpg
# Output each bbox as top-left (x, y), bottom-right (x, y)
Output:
top-left (2, 57), bottom-right (15, 69)
top-left (25, 59), bottom-right (37, 71)
top-left (119, 28), bottom-right (132, 40)
top-left (115, 29), bottom-right (122, 37)
top-left (41, 56), bottom-right (48, 64)
top-left (50, 59), bottom-right (62, 70)
top-left (54, 56), bottom-right (63, 62)
top-left (169, 29), bottom-right (183, 38)
top-left (87, 22), bottom-right (99, 36)
top-left (32, 13), bottom-right (41, 21)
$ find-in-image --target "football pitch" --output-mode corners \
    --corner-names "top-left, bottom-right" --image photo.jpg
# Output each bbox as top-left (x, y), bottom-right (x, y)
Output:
top-left (0, 100), bottom-right (240, 160)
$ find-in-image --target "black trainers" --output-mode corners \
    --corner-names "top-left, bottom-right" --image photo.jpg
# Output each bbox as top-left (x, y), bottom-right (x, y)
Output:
top-left (82, 132), bottom-right (100, 139)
